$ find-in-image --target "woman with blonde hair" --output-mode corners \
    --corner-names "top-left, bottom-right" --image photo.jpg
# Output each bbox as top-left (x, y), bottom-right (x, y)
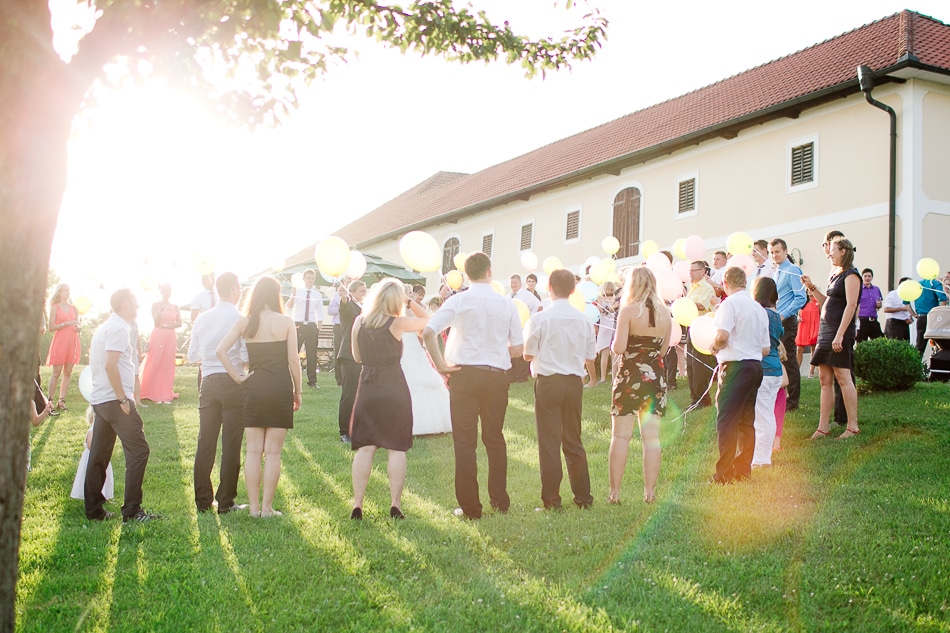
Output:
top-left (46, 283), bottom-right (81, 412)
top-left (608, 267), bottom-right (671, 504)
top-left (349, 278), bottom-right (430, 520)
top-left (801, 237), bottom-right (861, 439)
top-left (217, 276), bottom-right (301, 517)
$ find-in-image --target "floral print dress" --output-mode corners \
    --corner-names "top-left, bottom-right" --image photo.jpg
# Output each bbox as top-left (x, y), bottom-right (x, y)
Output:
top-left (610, 335), bottom-right (667, 417)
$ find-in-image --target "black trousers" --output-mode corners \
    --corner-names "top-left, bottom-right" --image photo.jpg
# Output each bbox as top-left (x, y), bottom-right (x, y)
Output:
top-left (780, 316), bottom-right (801, 409)
top-left (193, 373), bottom-right (245, 511)
top-left (686, 332), bottom-right (715, 406)
top-left (856, 317), bottom-right (883, 342)
top-left (85, 400), bottom-right (150, 520)
top-left (663, 346), bottom-right (678, 389)
top-left (296, 323), bottom-right (320, 385)
top-left (885, 318), bottom-right (911, 341)
top-left (714, 360), bottom-right (762, 483)
top-left (916, 315), bottom-right (931, 355)
top-left (338, 358), bottom-right (361, 436)
top-left (534, 375), bottom-right (593, 509)
top-left (332, 324), bottom-right (343, 385)
top-left (448, 366), bottom-right (511, 518)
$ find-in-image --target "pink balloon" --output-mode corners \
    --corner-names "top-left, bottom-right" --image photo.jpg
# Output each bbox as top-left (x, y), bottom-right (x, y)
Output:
top-left (684, 235), bottom-right (705, 261)
top-left (646, 252), bottom-right (672, 273)
top-left (727, 253), bottom-right (756, 278)
top-left (689, 314), bottom-right (717, 355)
top-left (669, 318), bottom-right (682, 344)
top-left (673, 260), bottom-right (691, 283)
top-left (655, 269), bottom-right (685, 302)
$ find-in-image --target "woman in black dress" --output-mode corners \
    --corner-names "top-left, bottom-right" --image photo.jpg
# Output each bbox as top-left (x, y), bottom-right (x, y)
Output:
top-left (801, 237), bottom-right (861, 439)
top-left (349, 279), bottom-right (429, 520)
top-left (217, 276), bottom-right (301, 517)
top-left (609, 267), bottom-right (671, 504)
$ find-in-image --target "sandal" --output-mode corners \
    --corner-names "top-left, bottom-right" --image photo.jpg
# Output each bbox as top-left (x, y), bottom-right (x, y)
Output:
top-left (809, 429), bottom-right (829, 440)
top-left (837, 428), bottom-right (860, 440)
top-left (56, 398), bottom-right (67, 412)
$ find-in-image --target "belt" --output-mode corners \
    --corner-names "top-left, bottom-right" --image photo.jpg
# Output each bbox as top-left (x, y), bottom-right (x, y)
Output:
top-left (859, 316), bottom-right (878, 322)
top-left (295, 322), bottom-right (317, 326)
top-left (462, 364), bottom-right (507, 373)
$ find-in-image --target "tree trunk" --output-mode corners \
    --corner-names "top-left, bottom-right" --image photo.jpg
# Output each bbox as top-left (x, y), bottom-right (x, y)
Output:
top-left (0, 4), bottom-right (79, 630)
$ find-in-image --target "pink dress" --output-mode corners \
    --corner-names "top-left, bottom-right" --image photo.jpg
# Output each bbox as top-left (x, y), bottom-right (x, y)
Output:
top-left (47, 304), bottom-right (81, 366)
top-left (139, 305), bottom-right (181, 402)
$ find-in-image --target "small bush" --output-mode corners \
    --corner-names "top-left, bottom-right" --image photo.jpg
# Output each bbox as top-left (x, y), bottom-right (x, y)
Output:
top-left (854, 337), bottom-right (925, 391)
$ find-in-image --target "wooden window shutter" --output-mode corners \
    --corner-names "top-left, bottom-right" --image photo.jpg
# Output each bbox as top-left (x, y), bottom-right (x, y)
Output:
top-left (482, 234), bottom-right (493, 257)
top-left (565, 210), bottom-right (580, 240)
top-left (791, 143), bottom-right (814, 185)
top-left (678, 179), bottom-right (695, 213)
top-left (520, 224), bottom-right (533, 251)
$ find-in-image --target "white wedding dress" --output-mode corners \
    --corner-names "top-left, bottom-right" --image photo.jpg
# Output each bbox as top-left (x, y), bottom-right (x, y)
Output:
top-left (401, 332), bottom-right (452, 436)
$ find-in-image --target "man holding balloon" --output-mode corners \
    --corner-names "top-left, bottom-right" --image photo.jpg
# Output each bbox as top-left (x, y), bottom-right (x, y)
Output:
top-left (913, 258), bottom-right (947, 355)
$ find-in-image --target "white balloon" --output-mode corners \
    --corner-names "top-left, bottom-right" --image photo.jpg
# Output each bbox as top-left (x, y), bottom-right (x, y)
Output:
top-left (520, 251), bottom-right (539, 271)
top-left (79, 366), bottom-right (94, 403)
top-left (345, 251), bottom-right (367, 279)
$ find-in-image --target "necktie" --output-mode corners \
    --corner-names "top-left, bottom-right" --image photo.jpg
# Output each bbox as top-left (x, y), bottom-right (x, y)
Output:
top-left (210, 291), bottom-right (216, 308)
top-left (304, 290), bottom-right (311, 323)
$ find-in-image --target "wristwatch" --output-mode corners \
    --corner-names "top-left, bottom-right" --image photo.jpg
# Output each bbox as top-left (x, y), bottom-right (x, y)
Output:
top-left (119, 398), bottom-right (129, 405)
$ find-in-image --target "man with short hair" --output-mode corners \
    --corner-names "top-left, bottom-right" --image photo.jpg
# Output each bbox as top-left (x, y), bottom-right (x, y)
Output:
top-left (710, 251), bottom-right (728, 285)
top-left (508, 273), bottom-right (540, 382)
top-left (85, 289), bottom-right (160, 523)
top-left (709, 267), bottom-right (769, 484)
top-left (327, 283), bottom-right (347, 386)
top-left (686, 260), bottom-right (717, 408)
top-left (286, 269), bottom-right (324, 388)
top-left (424, 252), bottom-right (523, 519)
top-left (523, 269), bottom-right (596, 510)
top-left (189, 272), bottom-right (248, 514)
top-left (752, 239), bottom-right (773, 278)
top-left (856, 268), bottom-right (884, 342)
top-left (883, 277), bottom-right (916, 341)
top-left (769, 238), bottom-right (808, 410)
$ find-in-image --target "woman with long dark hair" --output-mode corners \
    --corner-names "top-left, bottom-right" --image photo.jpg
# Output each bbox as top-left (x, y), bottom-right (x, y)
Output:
top-left (218, 276), bottom-right (301, 517)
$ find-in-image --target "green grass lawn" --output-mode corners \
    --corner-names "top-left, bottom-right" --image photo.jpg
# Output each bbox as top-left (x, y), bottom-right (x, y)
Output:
top-left (18, 367), bottom-right (950, 632)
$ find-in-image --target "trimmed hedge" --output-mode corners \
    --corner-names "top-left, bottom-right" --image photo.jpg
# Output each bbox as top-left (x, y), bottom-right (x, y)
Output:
top-left (854, 337), bottom-right (925, 391)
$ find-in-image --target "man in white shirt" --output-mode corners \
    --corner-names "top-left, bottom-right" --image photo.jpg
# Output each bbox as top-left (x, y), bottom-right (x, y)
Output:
top-left (883, 276), bottom-right (916, 341)
top-left (508, 274), bottom-right (540, 383)
top-left (424, 252), bottom-right (524, 519)
top-left (686, 260), bottom-right (717, 408)
top-left (709, 266), bottom-right (770, 484)
top-left (85, 289), bottom-right (159, 523)
top-left (286, 269), bottom-right (324, 388)
top-left (523, 269), bottom-right (596, 510)
top-left (752, 239), bottom-right (774, 279)
top-left (327, 284), bottom-right (346, 386)
top-left (188, 272), bottom-right (248, 514)
top-left (191, 273), bottom-right (218, 322)
top-left (709, 251), bottom-right (728, 286)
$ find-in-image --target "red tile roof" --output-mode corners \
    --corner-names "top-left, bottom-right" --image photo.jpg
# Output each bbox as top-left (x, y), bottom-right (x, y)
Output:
top-left (302, 10), bottom-right (950, 257)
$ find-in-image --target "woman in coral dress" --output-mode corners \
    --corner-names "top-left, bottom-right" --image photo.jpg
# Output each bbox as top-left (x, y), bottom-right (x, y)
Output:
top-left (139, 284), bottom-right (182, 403)
top-left (47, 283), bottom-right (81, 412)
top-left (795, 296), bottom-right (820, 378)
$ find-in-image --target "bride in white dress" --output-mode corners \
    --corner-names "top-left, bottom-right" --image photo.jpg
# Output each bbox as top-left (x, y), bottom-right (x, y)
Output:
top-left (401, 331), bottom-right (452, 435)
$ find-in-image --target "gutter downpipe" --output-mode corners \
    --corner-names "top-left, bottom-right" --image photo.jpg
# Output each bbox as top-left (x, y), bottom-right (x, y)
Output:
top-left (857, 65), bottom-right (897, 291)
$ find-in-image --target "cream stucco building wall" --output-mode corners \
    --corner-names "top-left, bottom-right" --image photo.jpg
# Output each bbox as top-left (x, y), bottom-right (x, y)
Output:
top-left (365, 78), bottom-right (950, 296)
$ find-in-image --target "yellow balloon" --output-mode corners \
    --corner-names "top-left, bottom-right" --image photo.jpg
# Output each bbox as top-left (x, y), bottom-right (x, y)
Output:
top-left (726, 232), bottom-right (754, 256)
top-left (74, 295), bottom-right (92, 315)
top-left (568, 289), bottom-right (586, 312)
top-left (671, 297), bottom-right (699, 327)
top-left (606, 271), bottom-right (622, 285)
top-left (192, 253), bottom-right (216, 275)
top-left (916, 257), bottom-right (940, 281)
top-left (445, 269), bottom-right (463, 290)
top-left (602, 236), bottom-right (621, 255)
top-left (140, 274), bottom-right (157, 292)
top-left (315, 236), bottom-right (351, 277)
top-left (399, 231), bottom-right (441, 272)
top-left (491, 280), bottom-right (505, 295)
top-left (453, 252), bottom-right (468, 271)
top-left (602, 257), bottom-right (617, 273)
top-left (512, 298), bottom-right (530, 326)
top-left (641, 240), bottom-right (659, 259)
top-left (672, 238), bottom-right (687, 260)
top-left (589, 261), bottom-right (608, 284)
top-left (897, 279), bottom-right (923, 302)
top-left (542, 256), bottom-right (563, 275)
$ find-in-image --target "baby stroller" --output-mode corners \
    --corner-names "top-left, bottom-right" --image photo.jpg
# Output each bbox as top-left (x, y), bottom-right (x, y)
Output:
top-left (924, 306), bottom-right (950, 382)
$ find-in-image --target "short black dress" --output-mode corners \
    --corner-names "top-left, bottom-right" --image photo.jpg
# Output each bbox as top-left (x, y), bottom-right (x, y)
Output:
top-left (611, 302), bottom-right (668, 417)
top-left (811, 267), bottom-right (863, 369)
top-left (350, 317), bottom-right (413, 451)
top-left (244, 340), bottom-right (294, 429)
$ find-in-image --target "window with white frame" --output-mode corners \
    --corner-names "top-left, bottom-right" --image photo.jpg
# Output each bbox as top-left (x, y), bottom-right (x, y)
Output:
top-left (520, 222), bottom-right (533, 251)
top-left (565, 208), bottom-right (581, 242)
top-left (675, 171), bottom-right (698, 219)
top-left (786, 133), bottom-right (819, 193)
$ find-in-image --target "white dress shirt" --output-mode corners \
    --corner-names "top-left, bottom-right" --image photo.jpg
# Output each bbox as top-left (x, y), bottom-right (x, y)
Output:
top-left (327, 292), bottom-right (342, 325)
top-left (188, 301), bottom-right (248, 378)
top-left (290, 286), bottom-right (324, 324)
top-left (89, 313), bottom-right (135, 404)
top-left (883, 289), bottom-right (912, 322)
top-left (523, 299), bottom-right (596, 377)
top-left (512, 287), bottom-right (542, 313)
top-left (427, 282), bottom-right (523, 371)
top-left (191, 289), bottom-right (218, 316)
top-left (712, 289), bottom-right (770, 363)
top-left (710, 267), bottom-right (726, 285)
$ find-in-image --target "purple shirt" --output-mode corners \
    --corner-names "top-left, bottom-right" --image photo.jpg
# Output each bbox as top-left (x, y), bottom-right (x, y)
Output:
top-left (859, 284), bottom-right (882, 317)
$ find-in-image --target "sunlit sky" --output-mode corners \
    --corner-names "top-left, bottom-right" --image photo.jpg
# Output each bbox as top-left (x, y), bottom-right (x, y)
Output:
top-left (49, 0), bottom-right (948, 309)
